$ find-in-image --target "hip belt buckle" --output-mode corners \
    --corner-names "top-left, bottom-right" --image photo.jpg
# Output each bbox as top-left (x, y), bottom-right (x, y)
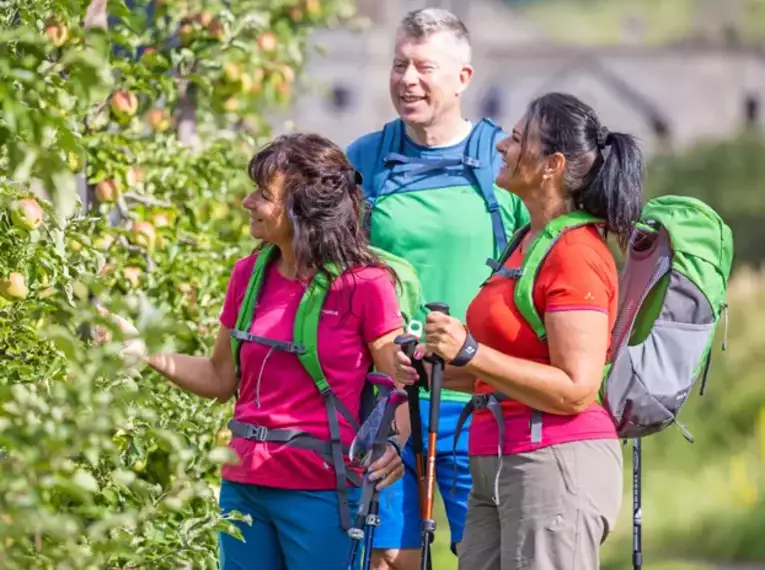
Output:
top-left (245, 424), bottom-right (268, 442)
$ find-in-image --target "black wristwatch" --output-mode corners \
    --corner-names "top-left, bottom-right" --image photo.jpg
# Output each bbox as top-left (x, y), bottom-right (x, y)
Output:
top-left (450, 331), bottom-right (478, 367)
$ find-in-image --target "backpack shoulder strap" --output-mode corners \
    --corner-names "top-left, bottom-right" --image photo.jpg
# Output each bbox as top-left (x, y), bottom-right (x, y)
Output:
top-left (370, 119), bottom-right (404, 201)
top-left (231, 244), bottom-right (277, 376)
top-left (465, 118), bottom-right (508, 255)
top-left (514, 211), bottom-right (604, 341)
top-left (293, 262), bottom-right (361, 531)
top-left (293, 265), bottom-right (338, 393)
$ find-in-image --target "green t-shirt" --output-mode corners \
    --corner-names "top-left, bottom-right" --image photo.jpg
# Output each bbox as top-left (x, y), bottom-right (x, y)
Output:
top-left (347, 121), bottom-right (529, 402)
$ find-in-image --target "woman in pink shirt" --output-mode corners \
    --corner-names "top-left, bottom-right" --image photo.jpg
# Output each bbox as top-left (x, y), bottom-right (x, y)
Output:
top-left (146, 133), bottom-right (407, 570)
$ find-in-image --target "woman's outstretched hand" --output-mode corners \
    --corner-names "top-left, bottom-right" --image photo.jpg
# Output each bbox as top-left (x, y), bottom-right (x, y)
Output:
top-left (94, 306), bottom-right (148, 366)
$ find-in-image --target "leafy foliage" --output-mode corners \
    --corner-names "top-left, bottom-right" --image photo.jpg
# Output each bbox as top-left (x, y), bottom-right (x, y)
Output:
top-left (647, 129), bottom-right (765, 269)
top-left (0, 1), bottom-right (353, 568)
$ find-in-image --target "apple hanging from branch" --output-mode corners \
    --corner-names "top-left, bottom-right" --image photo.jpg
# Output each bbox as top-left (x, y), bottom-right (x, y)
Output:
top-left (130, 221), bottom-right (157, 253)
top-left (95, 179), bottom-right (120, 204)
top-left (257, 33), bottom-right (277, 53)
top-left (9, 197), bottom-right (44, 231)
top-left (146, 108), bottom-right (171, 133)
top-left (110, 90), bottom-right (139, 125)
top-left (0, 273), bottom-right (29, 301)
top-left (44, 18), bottom-right (69, 47)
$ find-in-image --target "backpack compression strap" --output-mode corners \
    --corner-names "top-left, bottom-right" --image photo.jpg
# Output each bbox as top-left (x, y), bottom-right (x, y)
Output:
top-left (484, 224), bottom-right (530, 284)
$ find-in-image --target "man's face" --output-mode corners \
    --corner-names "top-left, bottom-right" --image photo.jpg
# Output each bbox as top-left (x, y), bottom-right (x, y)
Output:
top-left (389, 31), bottom-right (472, 127)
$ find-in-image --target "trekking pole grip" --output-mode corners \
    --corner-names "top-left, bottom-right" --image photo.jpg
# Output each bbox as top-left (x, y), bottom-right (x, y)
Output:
top-left (425, 302), bottom-right (450, 316)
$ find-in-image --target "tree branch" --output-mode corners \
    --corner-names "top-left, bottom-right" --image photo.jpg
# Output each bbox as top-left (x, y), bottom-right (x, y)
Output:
top-left (122, 192), bottom-right (172, 209)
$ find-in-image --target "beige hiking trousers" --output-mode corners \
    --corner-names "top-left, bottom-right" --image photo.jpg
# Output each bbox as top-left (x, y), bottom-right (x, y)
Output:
top-left (458, 439), bottom-right (623, 570)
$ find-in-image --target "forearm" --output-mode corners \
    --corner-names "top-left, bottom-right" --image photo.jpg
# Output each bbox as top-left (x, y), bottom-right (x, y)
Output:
top-left (393, 403), bottom-right (411, 446)
top-left (463, 343), bottom-right (591, 415)
top-left (147, 353), bottom-right (236, 403)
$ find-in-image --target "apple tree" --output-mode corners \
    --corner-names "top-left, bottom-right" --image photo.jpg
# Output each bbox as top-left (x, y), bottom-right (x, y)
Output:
top-left (0, 1), bottom-right (355, 568)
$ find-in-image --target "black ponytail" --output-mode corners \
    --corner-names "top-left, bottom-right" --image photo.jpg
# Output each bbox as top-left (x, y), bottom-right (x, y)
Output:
top-left (521, 92), bottom-right (645, 247)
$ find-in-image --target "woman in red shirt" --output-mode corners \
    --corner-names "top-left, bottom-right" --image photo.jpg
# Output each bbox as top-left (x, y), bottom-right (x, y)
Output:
top-left (396, 92), bottom-right (644, 569)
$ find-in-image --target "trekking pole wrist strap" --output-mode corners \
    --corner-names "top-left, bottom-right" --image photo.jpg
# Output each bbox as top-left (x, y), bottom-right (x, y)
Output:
top-left (386, 437), bottom-right (402, 457)
top-left (450, 331), bottom-right (478, 367)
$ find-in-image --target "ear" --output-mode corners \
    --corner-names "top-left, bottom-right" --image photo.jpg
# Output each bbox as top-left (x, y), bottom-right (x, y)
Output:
top-left (456, 64), bottom-right (473, 95)
top-left (546, 152), bottom-right (566, 179)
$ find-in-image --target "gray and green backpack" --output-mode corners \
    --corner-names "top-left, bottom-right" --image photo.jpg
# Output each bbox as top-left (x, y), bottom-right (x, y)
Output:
top-left (226, 243), bottom-right (423, 530)
top-left (455, 195), bottom-right (734, 456)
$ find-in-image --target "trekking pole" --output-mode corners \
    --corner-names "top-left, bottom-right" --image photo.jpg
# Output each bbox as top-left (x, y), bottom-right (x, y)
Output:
top-left (633, 439), bottom-right (642, 570)
top-left (419, 302), bottom-right (450, 570)
top-left (346, 373), bottom-right (408, 570)
top-left (394, 327), bottom-right (429, 520)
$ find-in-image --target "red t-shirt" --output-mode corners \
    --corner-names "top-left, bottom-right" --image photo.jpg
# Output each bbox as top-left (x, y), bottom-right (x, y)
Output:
top-left (465, 225), bottom-right (619, 456)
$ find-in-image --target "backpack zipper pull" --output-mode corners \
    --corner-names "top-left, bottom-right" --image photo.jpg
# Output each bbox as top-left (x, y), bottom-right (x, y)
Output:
top-left (721, 303), bottom-right (729, 351)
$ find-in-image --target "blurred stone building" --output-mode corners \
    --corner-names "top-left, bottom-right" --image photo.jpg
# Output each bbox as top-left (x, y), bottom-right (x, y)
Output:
top-left (282, 0), bottom-right (765, 156)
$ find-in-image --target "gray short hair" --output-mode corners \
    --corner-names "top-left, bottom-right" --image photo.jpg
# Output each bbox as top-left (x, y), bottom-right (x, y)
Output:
top-left (396, 8), bottom-right (472, 63)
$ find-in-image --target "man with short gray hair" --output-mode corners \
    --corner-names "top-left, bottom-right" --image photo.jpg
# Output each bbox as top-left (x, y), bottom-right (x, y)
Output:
top-left (347, 7), bottom-right (529, 570)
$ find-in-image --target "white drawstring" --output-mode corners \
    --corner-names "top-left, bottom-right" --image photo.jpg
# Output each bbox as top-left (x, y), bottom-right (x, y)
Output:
top-left (255, 346), bottom-right (276, 408)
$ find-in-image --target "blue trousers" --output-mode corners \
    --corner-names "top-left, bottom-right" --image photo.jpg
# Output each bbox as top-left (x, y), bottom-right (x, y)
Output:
top-left (372, 398), bottom-right (472, 554)
top-left (219, 479), bottom-right (362, 570)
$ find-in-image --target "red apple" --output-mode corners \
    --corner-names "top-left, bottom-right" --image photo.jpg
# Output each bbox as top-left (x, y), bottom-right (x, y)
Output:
top-left (208, 17), bottom-right (224, 39)
top-left (110, 90), bottom-right (138, 124)
top-left (95, 179), bottom-right (120, 203)
top-left (45, 19), bottom-right (69, 47)
top-left (151, 212), bottom-right (172, 228)
top-left (193, 12), bottom-right (213, 27)
top-left (257, 33), bottom-right (277, 53)
top-left (0, 273), bottom-right (28, 300)
top-left (146, 108), bottom-right (171, 133)
top-left (9, 198), bottom-right (43, 231)
top-left (122, 266), bottom-right (142, 288)
top-left (126, 166), bottom-right (144, 187)
top-left (130, 221), bottom-right (156, 251)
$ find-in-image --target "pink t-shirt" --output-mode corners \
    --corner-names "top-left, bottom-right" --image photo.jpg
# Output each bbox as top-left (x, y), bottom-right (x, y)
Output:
top-left (218, 253), bottom-right (403, 490)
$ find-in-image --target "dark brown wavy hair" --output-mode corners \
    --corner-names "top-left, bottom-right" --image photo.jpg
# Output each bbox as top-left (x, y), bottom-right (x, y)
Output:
top-left (247, 132), bottom-right (393, 283)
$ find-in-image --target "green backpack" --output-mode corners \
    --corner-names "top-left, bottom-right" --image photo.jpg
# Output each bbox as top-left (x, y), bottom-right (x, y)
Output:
top-left (454, 195), bottom-right (734, 457)
top-left (226, 243), bottom-right (423, 530)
